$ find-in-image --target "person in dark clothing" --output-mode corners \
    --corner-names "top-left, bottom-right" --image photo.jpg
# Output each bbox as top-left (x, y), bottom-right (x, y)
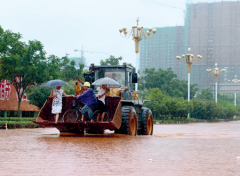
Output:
top-left (76, 82), bottom-right (97, 122)
top-left (83, 66), bottom-right (95, 89)
top-left (83, 66), bottom-right (95, 83)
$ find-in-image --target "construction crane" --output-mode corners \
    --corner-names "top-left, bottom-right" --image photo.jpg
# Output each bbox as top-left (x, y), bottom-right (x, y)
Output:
top-left (139, 0), bottom-right (186, 21)
top-left (74, 45), bottom-right (108, 64)
top-left (140, 0), bottom-right (185, 10)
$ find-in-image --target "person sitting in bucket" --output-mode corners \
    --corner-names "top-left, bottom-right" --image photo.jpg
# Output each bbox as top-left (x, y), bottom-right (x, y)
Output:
top-left (76, 82), bottom-right (97, 122)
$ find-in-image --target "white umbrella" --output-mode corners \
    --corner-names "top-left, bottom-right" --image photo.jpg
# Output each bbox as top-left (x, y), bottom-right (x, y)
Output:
top-left (92, 77), bottom-right (121, 88)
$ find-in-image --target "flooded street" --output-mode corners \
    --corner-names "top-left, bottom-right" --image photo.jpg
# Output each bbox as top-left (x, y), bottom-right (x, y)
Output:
top-left (1, 122), bottom-right (240, 176)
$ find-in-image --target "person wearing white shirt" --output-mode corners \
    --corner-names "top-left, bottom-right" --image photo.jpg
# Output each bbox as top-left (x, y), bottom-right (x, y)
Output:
top-left (96, 84), bottom-right (108, 122)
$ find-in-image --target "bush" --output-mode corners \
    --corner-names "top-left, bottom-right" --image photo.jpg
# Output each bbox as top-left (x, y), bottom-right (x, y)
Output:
top-left (218, 100), bottom-right (237, 118)
top-left (26, 83), bottom-right (52, 108)
top-left (145, 88), bottom-right (239, 119)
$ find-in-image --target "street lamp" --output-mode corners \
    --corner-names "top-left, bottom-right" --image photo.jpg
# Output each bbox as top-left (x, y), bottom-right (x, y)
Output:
top-left (206, 63), bottom-right (226, 103)
top-left (176, 48), bottom-right (202, 118)
top-left (119, 17), bottom-right (157, 91)
top-left (231, 75), bottom-right (240, 106)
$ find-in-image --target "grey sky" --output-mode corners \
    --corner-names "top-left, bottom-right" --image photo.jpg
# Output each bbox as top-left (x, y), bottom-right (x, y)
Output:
top-left (0, 0), bottom-right (186, 66)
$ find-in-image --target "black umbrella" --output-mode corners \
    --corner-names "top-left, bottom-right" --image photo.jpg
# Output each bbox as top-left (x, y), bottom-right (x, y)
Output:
top-left (43, 80), bottom-right (68, 87)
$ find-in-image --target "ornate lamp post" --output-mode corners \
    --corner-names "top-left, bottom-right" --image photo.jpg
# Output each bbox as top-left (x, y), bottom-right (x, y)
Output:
top-left (206, 63), bottom-right (226, 103)
top-left (176, 48), bottom-right (202, 118)
top-left (231, 75), bottom-right (240, 106)
top-left (119, 17), bottom-right (157, 91)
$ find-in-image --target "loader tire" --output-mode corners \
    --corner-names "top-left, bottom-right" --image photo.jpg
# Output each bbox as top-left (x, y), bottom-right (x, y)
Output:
top-left (138, 107), bottom-right (153, 135)
top-left (115, 106), bottom-right (137, 136)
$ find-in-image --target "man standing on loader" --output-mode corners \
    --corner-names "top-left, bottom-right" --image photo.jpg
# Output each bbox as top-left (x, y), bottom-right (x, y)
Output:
top-left (83, 66), bottom-right (95, 87)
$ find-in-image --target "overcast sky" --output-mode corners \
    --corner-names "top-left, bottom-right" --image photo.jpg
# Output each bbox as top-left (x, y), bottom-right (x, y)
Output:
top-left (0, 0), bottom-right (186, 66)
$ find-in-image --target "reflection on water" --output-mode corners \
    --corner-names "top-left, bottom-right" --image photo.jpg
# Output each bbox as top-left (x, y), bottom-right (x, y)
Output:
top-left (1, 122), bottom-right (240, 176)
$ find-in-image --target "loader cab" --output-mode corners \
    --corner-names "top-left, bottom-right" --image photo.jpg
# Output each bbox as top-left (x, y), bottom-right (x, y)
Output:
top-left (93, 63), bottom-right (137, 91)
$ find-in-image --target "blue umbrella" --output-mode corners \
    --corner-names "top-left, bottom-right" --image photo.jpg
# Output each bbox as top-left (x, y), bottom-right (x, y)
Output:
top-left (43, 80), bottom-right (68, 87)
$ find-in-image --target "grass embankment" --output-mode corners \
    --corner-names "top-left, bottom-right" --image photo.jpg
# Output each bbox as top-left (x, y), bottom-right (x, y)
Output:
top-left (0, 117), bottom-right (40, 129)
top-left (153, 117), bottom-right (240, 124)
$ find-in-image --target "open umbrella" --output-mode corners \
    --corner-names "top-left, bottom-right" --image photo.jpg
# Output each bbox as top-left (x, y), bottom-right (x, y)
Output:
top-left (92, 77), bottom-right (121, 88)
top-left (43, 80), bottom-right (68, 87)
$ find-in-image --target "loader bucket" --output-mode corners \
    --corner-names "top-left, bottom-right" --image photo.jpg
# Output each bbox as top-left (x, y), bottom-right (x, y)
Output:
top-left (32, 96), bottom-right (122, 133)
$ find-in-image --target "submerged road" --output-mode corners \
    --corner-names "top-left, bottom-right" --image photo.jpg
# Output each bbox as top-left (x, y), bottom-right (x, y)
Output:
top-left (0, 121), bottom-right (240, 176)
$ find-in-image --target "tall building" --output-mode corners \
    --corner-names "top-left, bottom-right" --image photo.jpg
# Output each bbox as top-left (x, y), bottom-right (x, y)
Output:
top-left (139, 0), bottom-right (240, 91)
top-left (187, 0), bottom-right (240, 90)
top-left (139, 26), bottom-right (187, 78)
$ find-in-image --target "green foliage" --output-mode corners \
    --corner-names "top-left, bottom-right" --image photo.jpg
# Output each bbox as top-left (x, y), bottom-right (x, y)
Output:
top-left (0, 26), bottom-right (22, 55)
top-left (26, 80), bottom-right (75, 108)
top-left (45, 55), bottom-right (62, 80)
top-left (26, 84), bottom-right (52, 108)
top-left (61, 81), bottom-right (76, 95)
top-left (145, 88), bottom-right (238, 119)
top-left (47, 55), bottom-right (85, 81)
top-left (145, 88), bottom-right (191, 118)
top-left (190, 99), bottom-right (237, 119)
top-left (139, 68), bottom-right (198, 99)
top-left (217, 100), bottom-right (238, 117)
top-left (126, 63), bottom-right (136, 73)
top-left (100, 55), bottom-right (122, 65)
top-left (196, 88), bottom-right (213, 100)
top-left (0, 27), bottom-right (48, 116)
top-left (0, 117), bottom-right (35, 124)
top-left (191, 99), bottom-right (216, 119)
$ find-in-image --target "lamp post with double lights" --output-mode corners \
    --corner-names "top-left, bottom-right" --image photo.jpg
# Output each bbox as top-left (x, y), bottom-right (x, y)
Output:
top-left (231, 75), bottom-right (240, 106)
top-left (176, 48), bottom-right (202, 118)
top-left (206, 63), bottom-right (226, 103)
top-left (119, 17), bottom-right (157, 91)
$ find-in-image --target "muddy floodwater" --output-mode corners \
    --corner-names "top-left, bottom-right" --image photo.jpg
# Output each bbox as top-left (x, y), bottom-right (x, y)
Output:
top-left (1, 122), bottom-right (240, 176)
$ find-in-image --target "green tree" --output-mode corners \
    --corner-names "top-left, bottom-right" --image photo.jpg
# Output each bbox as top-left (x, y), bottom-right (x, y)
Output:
top-left (59, 56), bottom-right (85, 81)
top-left (196, 87), bottom-right (213, 100)
top-left (145, 88), bottom-right (169, 117)
top-left (61, 60), bottom-right (77, 81)
top-left (45, 55), bottom-right (62, 80)
top-left (126, 63), bottom-right (136, 73)
top-left (217, 100), bottom-right (237, 118)
top-left (140, 68), bottom-right (198, 99)
top-left (26, 84), bottom-right (52, 108)
top-left (145, 88), bottom-right (192, 119)
top-left (100, 55), bottom-right (122, 65)
top-left (0, 27), bottom-right (47, 116)
top-left (27, 80), bottom-right (76, 109)
top-left (0, 26), bottom-right (22, 55)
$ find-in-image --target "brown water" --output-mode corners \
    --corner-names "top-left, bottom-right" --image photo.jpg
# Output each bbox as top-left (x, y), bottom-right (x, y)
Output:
top-left (1, 122), bottom-right (240, 176)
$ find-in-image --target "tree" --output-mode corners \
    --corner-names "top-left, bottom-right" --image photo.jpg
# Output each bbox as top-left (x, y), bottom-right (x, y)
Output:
top-left (126, 63), bottom-right (136, 73)
top-left (0, 26), bottom-right (22, 55)
top-left (45, 55), bottom-right (62, 80)
top-left (139, 67), bottom-right (198, 99)
top-left (196, 87), bottom-right (213, 100)
top-left (27, 80), bottom-right (76, 109)
top-left (100, 55), bottom-right (122, 65)
top-left (145, 88), bottom-right (192, 119)
top-left (61, 59), bottom-right (77, 81)
top-left (0, 27), bottom-right (47, 116)
top-left (26, 84), bottom-right (52, 108)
